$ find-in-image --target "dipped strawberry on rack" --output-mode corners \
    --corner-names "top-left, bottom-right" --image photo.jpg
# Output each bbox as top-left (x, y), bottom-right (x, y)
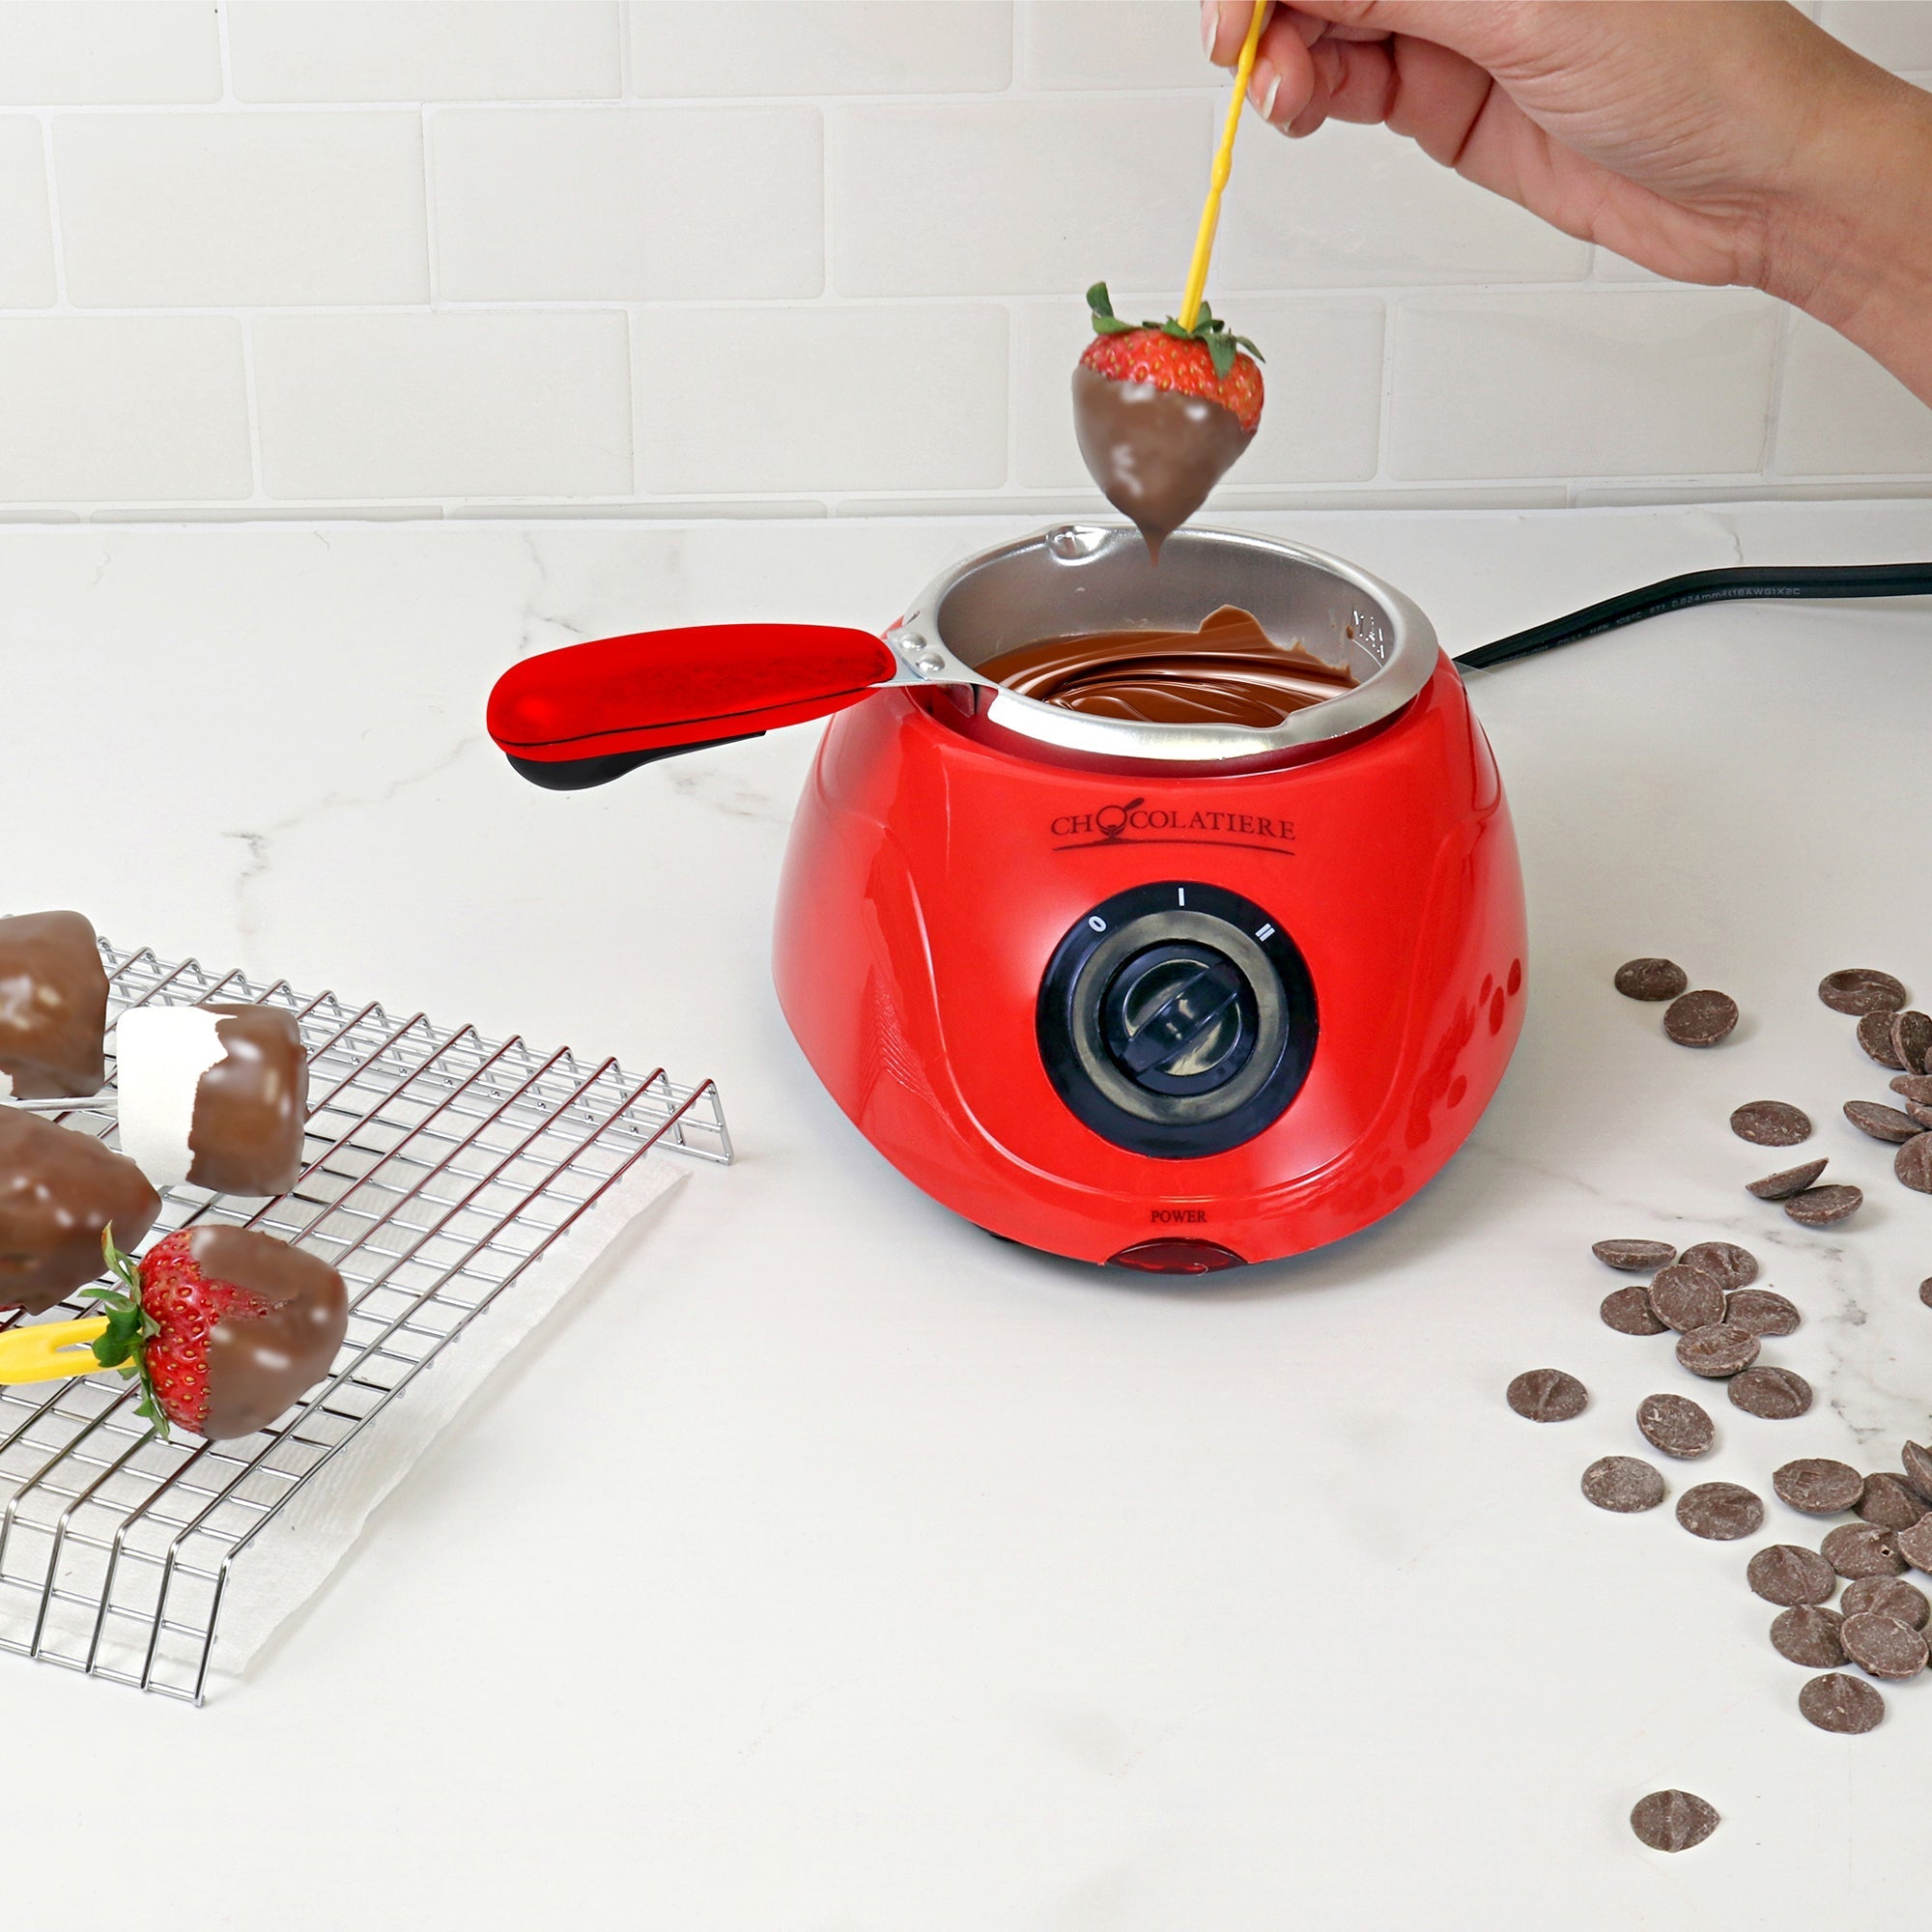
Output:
top-left (86, 1225), bottom-right (348, 1440)
top-left (1073, 284), bottom-right (1264, 561)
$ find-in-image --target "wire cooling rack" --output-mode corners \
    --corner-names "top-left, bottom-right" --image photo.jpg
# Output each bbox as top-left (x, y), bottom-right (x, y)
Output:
top-left (0, 939), bottom-right (729, 1703)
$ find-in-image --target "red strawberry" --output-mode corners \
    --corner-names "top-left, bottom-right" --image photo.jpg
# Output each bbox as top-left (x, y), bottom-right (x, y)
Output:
top-left (88, 1225), bottom-right (347, 1440)
top-left (1078, 283), bottom-right (1264, 432)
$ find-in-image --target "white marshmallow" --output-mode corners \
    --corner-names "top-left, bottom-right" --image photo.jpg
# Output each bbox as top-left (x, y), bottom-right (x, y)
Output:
top-left (114, 1006), bottom-right (223, 1190)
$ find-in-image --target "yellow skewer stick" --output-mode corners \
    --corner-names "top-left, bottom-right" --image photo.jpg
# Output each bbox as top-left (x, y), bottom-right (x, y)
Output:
top-left (0, 1317), bottom-right (110, 1384)
top-left (1179, 0), bottom-right (1270, 331)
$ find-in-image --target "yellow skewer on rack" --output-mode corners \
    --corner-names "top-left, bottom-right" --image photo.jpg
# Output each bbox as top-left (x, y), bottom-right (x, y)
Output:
top-left (1178, 0), bottom-right (1270, 331)
top-left (0, 1317), bottom-right (111, 1384)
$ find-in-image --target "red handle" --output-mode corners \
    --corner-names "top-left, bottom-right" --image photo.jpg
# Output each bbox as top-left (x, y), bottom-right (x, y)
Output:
top-left (488, 622), bottom-right (896, 781)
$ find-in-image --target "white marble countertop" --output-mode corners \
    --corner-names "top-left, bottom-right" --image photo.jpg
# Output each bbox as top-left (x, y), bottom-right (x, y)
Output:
top-left (4, 499), bottom-right (1931, 1927)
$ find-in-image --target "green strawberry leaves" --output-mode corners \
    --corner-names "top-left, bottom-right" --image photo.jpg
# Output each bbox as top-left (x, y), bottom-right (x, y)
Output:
top-left (80, 1226), bottom-right (169, 1437)
top-left (1086, 281), bottom-right (1264, 381)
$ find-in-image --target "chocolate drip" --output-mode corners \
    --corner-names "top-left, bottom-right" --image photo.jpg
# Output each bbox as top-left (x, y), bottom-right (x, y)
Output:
top-left (187, 1005), bottom-right (308, 1197)
top-left (979, 606), bottom-right (1356, 728)
top-left (0, 910), bottom-right (109, 1100)
top-left (185, 1226), bottom-right (347, 1439)
top-left (0, 1110), bottom-right (159, 1312)
top-left (1071, 364), bottom-right (1254, 560)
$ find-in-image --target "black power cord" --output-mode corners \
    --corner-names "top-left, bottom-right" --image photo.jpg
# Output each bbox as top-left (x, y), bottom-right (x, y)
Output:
top-left (1452, 562), bottom-right (1932, 671)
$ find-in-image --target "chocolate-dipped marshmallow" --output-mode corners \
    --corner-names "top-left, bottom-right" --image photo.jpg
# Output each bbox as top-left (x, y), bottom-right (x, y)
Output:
top-left (0, 1109), bottom-right (160, 1312)
top-left (115, 1004), bottom-right (308, 1197)
top-left (0, 910), bottom-right (110, 1099)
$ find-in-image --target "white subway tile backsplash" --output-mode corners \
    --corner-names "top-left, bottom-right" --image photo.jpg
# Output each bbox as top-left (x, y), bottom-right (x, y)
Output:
top-left (1012, 293), bottom-right (1382, 487)
top-left (631, 2), bottom-right (1012, 97)
top-left (0, 3), bottom-right (218, 104)
top-left (1389, 291), bottom-right (1779, 480)
top-left (0, 118), bottom-right (54, 307)
top-left (1221, 120), bottom-right (1592, 288)
top-left (1818, 0), bottom-right (1932, 66)
top-left (1020, 0), bottom-right (1210, 90)
top-left (255, 312), bottom-right (632, 498)
top-left (1776, 311), bottom-right (1932, 474)
top-left (433, 105), bottom-right (821, 299)
top-left (56, 112), bottom-right (429, 307)
top-left (229, 2), bottom-right (621, 102)
top-left (831, 98), bottom-right (1208, 297)
top-left (635, 304), bottom-right (1007, 494)
top-left (0, 317), bottom-right (247, 498)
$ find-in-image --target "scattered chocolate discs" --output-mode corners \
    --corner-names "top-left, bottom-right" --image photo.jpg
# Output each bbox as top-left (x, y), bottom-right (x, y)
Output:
top-left (1676, 1481), bottom-right (1763, 1541)
top-left (1636, 1392), bottom-right (1715, 1459)
top-left (1785, 1184), bottom-right (1862, 1226)
top-left (1856, 1473), bottom-right (1927, 1530)
top-left (1841, 1576), bottom-right (1929, 1628)
top-left (1592, 1238), bottom-right (1676, 1271)
top-left (1799, 1671), bottom-right (1885, 1733)
top-left (1728, 1365), bottom-right (1813, 1419)
top-left (1582, 1455), bottom-right (1667, 1514)
top-left (1895, 1515), bottom-right (1932, 1572)
top-left (1649, 1264), bottom-right (1726, 1333)
top-left (1602, 1285), bottom-right (1667, 1336)
top-left (1675, 1322), bottom-right (1760, 1378)
top-left (1890, 1073), bottom-right (1932, 1104)
top-left (1730, 1100), bottom-right (1810, 1147)
top-left (1819, 968), bottom-right (1906, 1016)
top-left (1844, 1099), bottom-right (1921, 1144)
top-left (1772, 1605), bottom-right (1846, 1667)
top-left (1775, 1459), bottom-right (1865, 1515)
top-left (1628, 1788), bottom-right (1719, 1853)
top-left (1895, 1135), bottom-right (1932, 1193)
top-left (1840, 1612), bottom-right (1928, 1680)
top-left (1615, 957), bottom-right (1689, 1002)
top-left (1664, 989), bottom-right (1739, 1047)
top-left (1892, 1009), bottom-right (1932, 1075)
top-left (1678, 1241), bottom-right (1758, 1291)
top-left (1724, 1288), bottom-right (1800, 1337)
top-left (1507, 1369), bottom-right (1588, 1423)
top-left (1747, 1543), bottom-right (1836, 1605)
top-left (1900, 1440), bottom-right (1932, 1502)
top-left (1858, 1011), bottom-right (1905, 1069)
top-left (1823, 1522), bottom-right (1904, 1578)
top-left (1747, 1158), bottom-right (1828, 1200)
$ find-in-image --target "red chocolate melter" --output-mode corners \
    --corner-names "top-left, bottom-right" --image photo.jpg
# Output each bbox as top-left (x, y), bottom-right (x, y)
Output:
top-left (0, 1109), bottom-right (159, 1312)
top-left (0, 910), bottom-right (109, 1099)
top-left (188, 1005), bottom-right (309, 1196)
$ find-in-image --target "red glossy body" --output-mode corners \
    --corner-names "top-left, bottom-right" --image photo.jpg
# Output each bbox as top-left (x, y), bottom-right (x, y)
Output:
top-left (774, 652), bottom-right (1526, 1266)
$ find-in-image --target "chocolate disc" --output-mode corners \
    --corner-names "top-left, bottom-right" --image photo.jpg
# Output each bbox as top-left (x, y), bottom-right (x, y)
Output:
top-left (1840, 1612), bottom-right (1928, 1680)
top-left (1746, 1158), bottom-right (1828, 1201)
top-left (1858, 1010), bottom-right (1905, 1069)
top-left (1506, 1369), bottom-right (1588, 1422)
top-left (1649, 1264), bottom-right (1726, 1333)
top-left (1629, 1788), bottom-right (1719, 1853)
top-left (1728, 1366), bottom-right (1812, 1419)
top-left (1730, 1101), bottom-right (1811, 1147)
top-left (1799, 1671), bottom-right (1885, 1733)
top-left (1675, 1322), bottom-right (1760, 1378)
top-left (1844, 1100), bottom-right (1922, 1144)
top-left (1922, 1277), bottom-right (1932, 1309)
top-left (1678, 1241), bottom-right (1758, 1290)
top-left (1785, 1184), bottom-right (1862, 1226)
top-left (1601, 1285), bottom-right (1667, 1336)
top-left (1895, 1135), bottom-right (1932, 1193)
top-left (1891, 1009), bottom-right (1932, 1076)
top-left (1890, 1074), bottom-right (1932, 1104)
top-left (1676, 1481), bottom-right (1763, 1541)
top-left (1724, 1289), bottom-right (1800, 1338)
top-left (1774, 1458), bottom-right (1866, 1515)
top-left (1771, 1605), bottom-right (1845, 1668)
top-left (1895, 1515), bottom-right (1932, 1573)
top-left (1615, 957), bottom-right (1689, 1002)
top-left (1636, 1392), bottom-right (1715, 1459)
top-left (1900, 1440), bottom-right (1932, 1504)
top-left (1747, 1543), bottom-right (1836, 1605)
top-left (1819, 969), bottom-right (1907, 1016)
top-left (1841, 1576), bottom-right (1930, 1628)
top-left (1856, 1473), bottom-right (1927, 1530)
top-left (1823, 1522), bottom-right (1905, 1578)
top-left (1592, 1238), bottom-right (1676, 1271)
top-left (1582, 1455), bottom-right (1667, 1514)
top-left (1908, 1101), bottom-right (1932, 1130)
top-left (1664, 989), bottom-right (1739, 1047)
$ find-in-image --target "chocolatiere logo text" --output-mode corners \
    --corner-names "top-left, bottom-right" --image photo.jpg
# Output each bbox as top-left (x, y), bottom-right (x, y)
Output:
top-left (1050, 795), bottom-right (1295, 855)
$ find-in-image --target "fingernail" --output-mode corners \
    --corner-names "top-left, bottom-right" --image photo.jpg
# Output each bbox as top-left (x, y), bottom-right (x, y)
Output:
top-left (1201, 0), bottom-right (1218, 58)
top-left (1248, 61), bottom-right (1279, 121)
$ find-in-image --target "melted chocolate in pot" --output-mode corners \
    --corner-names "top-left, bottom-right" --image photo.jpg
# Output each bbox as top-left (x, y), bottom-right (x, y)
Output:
top-left (978, 606), bottom-right (1356, 729)
top-left (1071, 364), bottom-right (1254, 560)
